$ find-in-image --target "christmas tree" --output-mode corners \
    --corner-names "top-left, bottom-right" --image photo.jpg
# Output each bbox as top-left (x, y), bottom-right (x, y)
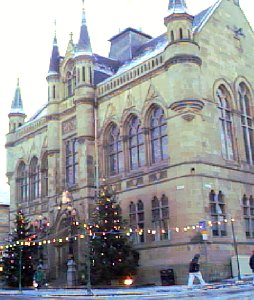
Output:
top-left (2, 210), bottom-right (35, 287)
top-left (90, 186), bottom-right (139, 285)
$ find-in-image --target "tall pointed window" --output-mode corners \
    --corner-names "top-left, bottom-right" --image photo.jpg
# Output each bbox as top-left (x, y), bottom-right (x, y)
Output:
top-left (17, 162), bottom-right (28, 203)
top-left (239, 83), bottom-right (254, 164)
top-left (107, 124), bottom-right (123, 176)
top-left (41, 154), bottom-right (48, 197)
top-left (151, 195), bottom-right (170, 241)
top-left (30, 157), bottom-right (40, 200)
top-left (149, 106), bottom-right (168, 164)
top-left (242, 194), bottom-right (254, 238)
top-left (66, 139), bottom-right (78, 187)
top-left (67, 71), bottom-right (73, 97)
top-left (128, 116), bottom-right (145, 170)
top-left (209, 190), bottom-right (227, 236)
top-left (216, 86), bottom-right (234, 160)
top-left (129, 200), bottom-right (145, 244)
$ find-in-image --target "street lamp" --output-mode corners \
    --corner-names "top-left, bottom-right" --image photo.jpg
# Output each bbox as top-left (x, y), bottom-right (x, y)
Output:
top-left (82, 223), bottom-right (93, 295)
top-left (58, 190), bottom-right (77, 286)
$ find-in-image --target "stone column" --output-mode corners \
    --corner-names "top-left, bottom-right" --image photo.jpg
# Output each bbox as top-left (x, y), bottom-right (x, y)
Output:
top-left (67, 259), bottom-right (77, 287)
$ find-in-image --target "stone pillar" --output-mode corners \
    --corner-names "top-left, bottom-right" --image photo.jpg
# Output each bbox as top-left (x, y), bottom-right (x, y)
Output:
top-left (67, 259), bottom-right (77, 287)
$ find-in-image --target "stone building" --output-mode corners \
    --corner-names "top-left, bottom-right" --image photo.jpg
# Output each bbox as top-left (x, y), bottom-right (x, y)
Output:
top-left (0, 204), bottom-right (10, 247)
top-left (5, 0), bottom-right (254, 284)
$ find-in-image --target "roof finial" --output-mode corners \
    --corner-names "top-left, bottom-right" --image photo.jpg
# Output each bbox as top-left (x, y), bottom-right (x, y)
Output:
top-left (54, 19), bottom-right (57, 39)
top-left (82, 0), bottom-right (85, 11)
top-left (70, 32), bottom-right (73, 42)
top-left (17, 78), bottom-right (19, 87)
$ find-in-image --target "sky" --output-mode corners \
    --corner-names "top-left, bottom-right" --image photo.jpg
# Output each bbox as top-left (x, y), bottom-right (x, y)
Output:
top-left (0, 0), bottom-right (253, 204)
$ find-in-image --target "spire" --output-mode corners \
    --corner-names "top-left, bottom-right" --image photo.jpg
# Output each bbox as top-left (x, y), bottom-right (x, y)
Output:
top-left (10, 78), bottom-right (24, 114)
top-left (168, 0), bottom-right (188, 14)
top-left (76, 0), bottom-right (92, 53)
top-left (48, 22), bottom-right (60, 75)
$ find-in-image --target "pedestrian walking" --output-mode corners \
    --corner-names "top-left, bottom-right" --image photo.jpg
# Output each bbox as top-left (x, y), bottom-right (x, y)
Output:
top-left (33, 266), bottom-right (45, 289)
top-left (249, 250), bottom-right (254, 285)
top-left (187, 254), bottom-right (207, 288)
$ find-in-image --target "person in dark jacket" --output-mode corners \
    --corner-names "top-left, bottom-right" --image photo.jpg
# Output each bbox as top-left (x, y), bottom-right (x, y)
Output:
top-left (187, 254), bottom-right (207, 288)
top-left (249, 250), bottom-right (254, 285)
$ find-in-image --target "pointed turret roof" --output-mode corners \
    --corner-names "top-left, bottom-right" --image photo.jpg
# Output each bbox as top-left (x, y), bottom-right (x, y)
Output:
top-left (48, 33), bottom-right (60, 75)
top-left (10, 79), bottom-right (25, 114)
top-left (168, 0), bottom-right (188, 14)
top-left (76, 0), bottom-right (92, 54)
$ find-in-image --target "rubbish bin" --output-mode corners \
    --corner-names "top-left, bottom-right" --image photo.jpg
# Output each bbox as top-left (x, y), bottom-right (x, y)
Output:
top-left (160, 269), bottom-right (175, 285)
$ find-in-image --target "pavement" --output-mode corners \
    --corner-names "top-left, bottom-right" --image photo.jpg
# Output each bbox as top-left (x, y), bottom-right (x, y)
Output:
top-left (0, 278), bottom-right (253, 299)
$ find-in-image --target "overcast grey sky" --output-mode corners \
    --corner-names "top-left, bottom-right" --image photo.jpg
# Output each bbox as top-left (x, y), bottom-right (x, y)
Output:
top-left (0, 0), bottom-right (253, 203)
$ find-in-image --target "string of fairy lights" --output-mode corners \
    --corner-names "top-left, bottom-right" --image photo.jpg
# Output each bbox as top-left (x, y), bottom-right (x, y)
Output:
top-left (0, 217), bottom-right (235, 250)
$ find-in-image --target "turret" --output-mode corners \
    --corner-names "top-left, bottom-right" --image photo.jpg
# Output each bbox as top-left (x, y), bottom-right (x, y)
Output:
top-left (74, 0), bottom-right (94, 90)
top-left (46, 29), bottom-right (60, 103)
top-left (164, 0), bottom-right (193, 43)
top-left (8, 79), bottom-right (26, 132)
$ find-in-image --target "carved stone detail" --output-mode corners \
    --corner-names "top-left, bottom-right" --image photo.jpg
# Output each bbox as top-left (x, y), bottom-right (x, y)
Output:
top-left (169, 99), bottom-right (204, 121)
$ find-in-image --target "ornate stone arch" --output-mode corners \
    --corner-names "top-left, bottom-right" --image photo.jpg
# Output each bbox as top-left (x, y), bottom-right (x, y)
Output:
top-left (99, 117), bottom-right (120, 141)
top-left (234, 76), bottom-right (254, 113)
top-left (213, 79), bottom-right (236, 110)
top-left (142, 101), bottom-right (168, 128)
top-left (121, 108), bottom-right (141, 132)
top-left (62, 59), bottom-right (75, 80)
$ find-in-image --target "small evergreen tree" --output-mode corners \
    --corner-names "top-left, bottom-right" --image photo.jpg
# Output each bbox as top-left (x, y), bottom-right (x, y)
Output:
top-left (2, 210), bottom-right (35, 287)
top-left (90, 186), bottom-right (139, 285)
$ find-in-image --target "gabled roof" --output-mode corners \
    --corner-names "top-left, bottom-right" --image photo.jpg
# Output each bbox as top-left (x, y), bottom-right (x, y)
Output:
top-left (192, 0), bottom-right (222, 32)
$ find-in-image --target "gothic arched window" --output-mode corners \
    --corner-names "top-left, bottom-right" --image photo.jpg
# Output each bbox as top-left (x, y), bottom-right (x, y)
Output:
top-left (66, 139), bottom-right (78, 187)
top-left (216, 86), bottom-right (234, 160)
top-left (107, 124), bottom-right (123, 176)
top-left (128, 116), bottom-right (145, 170)
top-left (239, 83), bottom-right (254, 164)
top-left (209, 190), bottom-right (227, 237)
top-left (67, 71), bottom-right (73, 97)
top-left (149, 106), bottom-right (168, 163)
top-left (151, 195), bottom-right (170, 241)
top-left (17, 162), bottom-right (28, 203)
top-left (30, 157), bottom-right (40, 200)
top-left (41, 154), bottom-right (48, 197)
top-left (129, 200), bottom-right (144, 244)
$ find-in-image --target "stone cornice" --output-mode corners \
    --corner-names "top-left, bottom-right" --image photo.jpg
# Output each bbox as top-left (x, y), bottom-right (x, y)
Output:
top-left (74, 97), bottom-right (94, 105)
top-left (46, 114), bottom-right (60, 121)
top-left (169, 99), bottom-right (205, 121)
top-left (164, 13), bottom-right (194, 25)
top-left (47, 149), bottom-right (60, 156)
top-left (165, 54), bottom-right (202, 68)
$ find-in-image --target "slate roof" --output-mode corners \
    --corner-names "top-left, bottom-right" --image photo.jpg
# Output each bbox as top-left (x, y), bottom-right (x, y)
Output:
top-left (168, 0), bottom-right (188, 14)
top-left (48, 36), bottom-right (60, 75)
top-left (10, 80), bottom-right (25, 114)
top-left (76, 8), bottom-right (92, 54)
top-left (95, 1), bottom-right (221, 84)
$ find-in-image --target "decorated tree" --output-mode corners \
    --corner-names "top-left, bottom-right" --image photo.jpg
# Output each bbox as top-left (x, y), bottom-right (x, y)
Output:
top-left (90, 186), bottom-right (139, 285)
top-left (2, 210), bottom-right (35, 287)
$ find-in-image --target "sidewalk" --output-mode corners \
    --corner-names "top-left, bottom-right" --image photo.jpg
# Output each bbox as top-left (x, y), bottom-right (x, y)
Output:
top-left (0, 280), bottom-right (253, 298)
